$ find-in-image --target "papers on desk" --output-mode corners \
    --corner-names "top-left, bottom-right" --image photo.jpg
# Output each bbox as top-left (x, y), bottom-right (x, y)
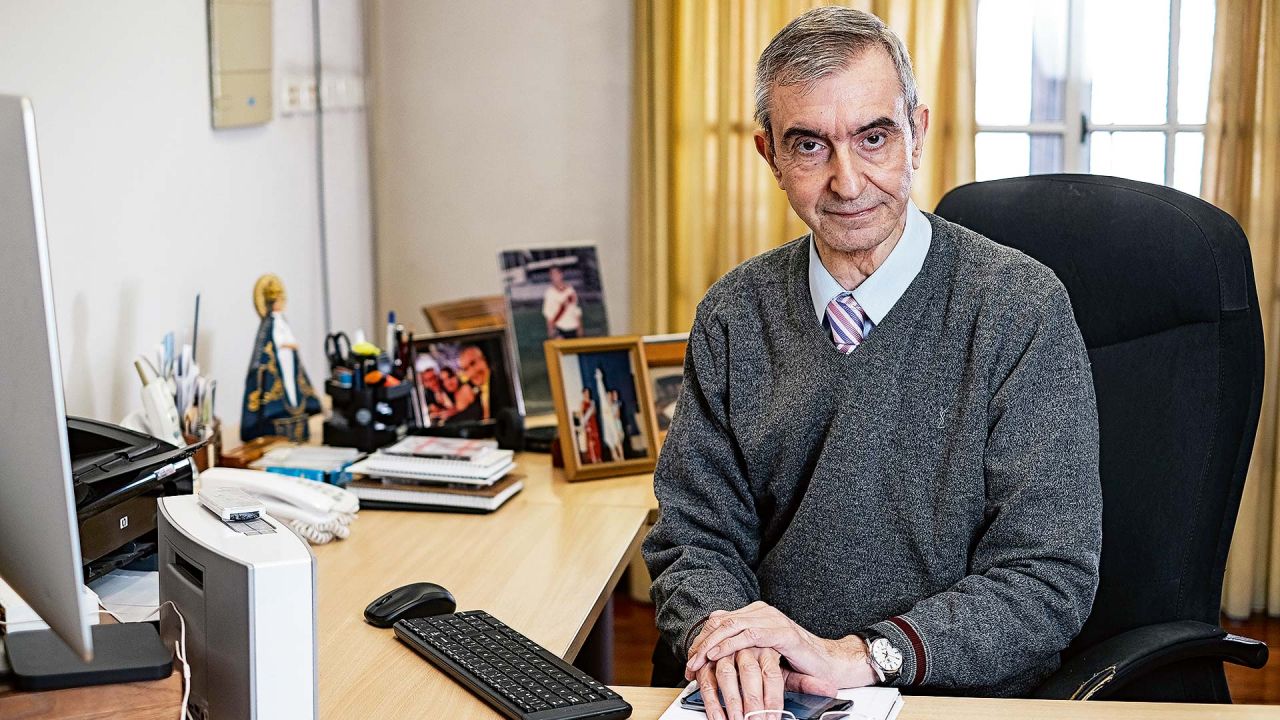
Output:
top-left (88, 569), bottom-right (160, 624)
top-left (659, 682), bottom-right (903, 720)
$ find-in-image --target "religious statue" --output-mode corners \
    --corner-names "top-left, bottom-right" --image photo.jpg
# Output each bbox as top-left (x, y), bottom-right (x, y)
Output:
top-left (241, 274), bottom-right (321, 441)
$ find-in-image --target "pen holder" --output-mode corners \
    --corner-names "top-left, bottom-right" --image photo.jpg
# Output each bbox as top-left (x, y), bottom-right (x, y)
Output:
top-left (323, 378), bottom-right (413, 452)
top-left (183, 417), bottom-right (222, 472)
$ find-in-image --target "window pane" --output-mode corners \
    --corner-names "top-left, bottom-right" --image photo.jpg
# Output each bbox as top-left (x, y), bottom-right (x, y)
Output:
top-left (976, 132), bottom-right (1030, 181)
top-left (1084, 0), bottom-right (1170, 124)
top-left (1173, 132), bottom-right (1204, 196)
top-left (1089, 131), bottom-right (1166, 184)
top-left (1030, 134), bottom-right (1065, 174)
top-left (1178, 0), bottom-right (1216, 124)
top-left (977, 133), bottom-right (1065, 180)
top-left (976, 0), bottom-right (1069, 125)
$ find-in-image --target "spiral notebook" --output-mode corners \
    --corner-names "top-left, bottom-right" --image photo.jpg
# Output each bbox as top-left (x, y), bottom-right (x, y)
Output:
top-left (347, 453), bottom-right (516, 486)
top-left (348, 473), bottom-right (524, 512)
top-left (382, 436), bottom-right (505, 463)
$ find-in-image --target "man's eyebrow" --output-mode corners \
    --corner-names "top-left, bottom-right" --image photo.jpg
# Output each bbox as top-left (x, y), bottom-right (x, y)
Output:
top-left (779, 125), bottom-right (827, 144)
top-left (856, 117), bottom-right (900, 134)
top-left (778, 117), bottom-right (901, 145)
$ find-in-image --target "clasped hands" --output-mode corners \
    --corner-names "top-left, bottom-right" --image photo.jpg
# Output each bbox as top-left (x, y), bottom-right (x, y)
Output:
top-left (683, 601), bottom-right (877, 720)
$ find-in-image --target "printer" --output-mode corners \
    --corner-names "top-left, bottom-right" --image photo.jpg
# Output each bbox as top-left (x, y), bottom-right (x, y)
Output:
top-left (68, 416), bottom-right (196, 582)
top-left (157, 494), bottom-right (317, 719)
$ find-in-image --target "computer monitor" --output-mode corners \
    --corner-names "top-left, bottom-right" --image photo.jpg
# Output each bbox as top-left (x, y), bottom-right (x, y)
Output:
top-left (0, 94), bottom-right (95, 661)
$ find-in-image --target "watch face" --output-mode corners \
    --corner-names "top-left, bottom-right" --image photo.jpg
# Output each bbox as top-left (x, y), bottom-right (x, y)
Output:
top-left (871, 637), bottom-right (903, 673)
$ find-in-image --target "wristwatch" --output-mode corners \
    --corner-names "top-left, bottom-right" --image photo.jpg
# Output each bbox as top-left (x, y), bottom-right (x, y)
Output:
top-left (857, 630), bottom-right (903, 684)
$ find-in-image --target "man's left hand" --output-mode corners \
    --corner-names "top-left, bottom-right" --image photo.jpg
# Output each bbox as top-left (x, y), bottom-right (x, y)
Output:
top-left (685, 602), bottom-right (878, 690)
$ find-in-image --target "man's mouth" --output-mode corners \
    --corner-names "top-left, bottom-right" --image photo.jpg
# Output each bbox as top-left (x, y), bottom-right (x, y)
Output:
top-left (825, 205), bottom-right (878, 219)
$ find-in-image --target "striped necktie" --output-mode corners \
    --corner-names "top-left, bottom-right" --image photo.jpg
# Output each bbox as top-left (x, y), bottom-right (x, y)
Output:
top-left (826, 292), bottom-right (869, 354)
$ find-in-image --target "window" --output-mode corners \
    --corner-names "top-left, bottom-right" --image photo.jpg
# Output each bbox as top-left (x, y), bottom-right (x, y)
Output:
top-left (974, 0), bottom-right (1216, 196)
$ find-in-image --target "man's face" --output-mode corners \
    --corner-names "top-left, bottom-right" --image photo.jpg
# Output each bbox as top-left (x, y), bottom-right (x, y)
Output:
top-left (755, 47), bottom-right (929, 256)
top-left (460, 347), bottom-right (490, 385)
top-left (421, 368), bottom-right (441, 391)
top-left (550, 268), bottom-right (566, 290)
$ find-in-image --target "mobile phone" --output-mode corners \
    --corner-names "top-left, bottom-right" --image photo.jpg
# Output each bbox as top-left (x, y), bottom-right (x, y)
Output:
top-left (680, 688), bottom-right (852, 719)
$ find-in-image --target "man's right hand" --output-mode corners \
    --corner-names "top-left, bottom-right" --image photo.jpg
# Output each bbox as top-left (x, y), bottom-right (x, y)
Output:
top-left (693, 646), bottom-right (785, 720)
top-left (692, 646), bottom-right (845, 720)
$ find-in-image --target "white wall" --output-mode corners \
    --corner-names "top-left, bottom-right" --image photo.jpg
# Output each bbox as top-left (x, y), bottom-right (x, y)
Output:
top-left (368, 0), bottom-right (633, 334)
top-left (0, 0), bottom-right (374, 440)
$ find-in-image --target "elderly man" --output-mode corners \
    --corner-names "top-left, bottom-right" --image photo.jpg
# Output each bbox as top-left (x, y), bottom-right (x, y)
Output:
top-left (642, 7), bottom-right (1102, 718)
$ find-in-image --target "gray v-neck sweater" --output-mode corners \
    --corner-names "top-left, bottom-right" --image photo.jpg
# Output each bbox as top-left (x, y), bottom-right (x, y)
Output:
top-left (643, 213), bottom-right (1102, 697)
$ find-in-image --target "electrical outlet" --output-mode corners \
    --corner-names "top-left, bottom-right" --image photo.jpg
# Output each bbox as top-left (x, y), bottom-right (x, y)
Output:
top-left (299, 77), bottom-right (317, 113)
top-left (281, 77), bottom-right (302, 115)
top-left (280, 75), bottom-right (317, 116)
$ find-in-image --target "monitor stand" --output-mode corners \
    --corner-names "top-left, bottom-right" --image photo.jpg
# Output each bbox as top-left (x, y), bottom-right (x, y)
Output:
top-left (4, 623), bottom-right (172, 690)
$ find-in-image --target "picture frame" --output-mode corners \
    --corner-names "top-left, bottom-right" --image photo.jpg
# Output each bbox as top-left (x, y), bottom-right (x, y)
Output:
top-left (500, 246), bottom-right (610, 416)
top-left (422, 295), bottom-right (508, 333)
top-left (411, 327), bottom-right (524, 428)
top-left (643, 333), bottom-right (688, 436)
top-left (545, 336), bottom-right (659, 482)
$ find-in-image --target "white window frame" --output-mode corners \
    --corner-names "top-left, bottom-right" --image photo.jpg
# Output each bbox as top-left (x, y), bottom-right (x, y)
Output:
top-left (975, 0), bottom-right (1208, 186)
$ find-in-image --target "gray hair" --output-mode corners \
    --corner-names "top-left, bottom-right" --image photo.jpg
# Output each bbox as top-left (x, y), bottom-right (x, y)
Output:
top-left (755, 6), bottom-right (919, 142)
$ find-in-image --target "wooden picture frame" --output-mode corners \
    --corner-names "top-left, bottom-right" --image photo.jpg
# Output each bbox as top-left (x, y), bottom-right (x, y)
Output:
top-left (545, 336), bottom-right (660, 481)
top-left (643, 333), bottom-right (688, 439)
top-left (642, 333), bottom-right (688, 367)
top-left (422, 296), bottom-right (508, 333)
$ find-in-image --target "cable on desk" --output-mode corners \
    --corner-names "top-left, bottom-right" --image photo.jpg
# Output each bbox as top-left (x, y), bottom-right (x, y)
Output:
top-left (102, 600), bottom-right (191, 720)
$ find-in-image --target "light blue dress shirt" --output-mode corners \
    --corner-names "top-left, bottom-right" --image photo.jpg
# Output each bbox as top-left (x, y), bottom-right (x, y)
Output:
top-left (809, 200), bottom-right (933, 335)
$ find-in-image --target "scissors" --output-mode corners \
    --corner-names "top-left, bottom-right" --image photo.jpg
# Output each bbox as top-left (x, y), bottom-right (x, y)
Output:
top-left (325, 332), bottom-right (353, 369)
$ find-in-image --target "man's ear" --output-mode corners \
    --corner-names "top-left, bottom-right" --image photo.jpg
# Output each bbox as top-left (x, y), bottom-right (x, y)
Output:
top-left (910, 105), bottom-right (930, 171)
top-left (754, 130), bottom-right (783, 185)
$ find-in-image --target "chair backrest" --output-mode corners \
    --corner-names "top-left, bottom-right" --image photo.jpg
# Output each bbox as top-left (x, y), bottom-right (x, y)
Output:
top-left (934, 174), bottom-right (1263, 655)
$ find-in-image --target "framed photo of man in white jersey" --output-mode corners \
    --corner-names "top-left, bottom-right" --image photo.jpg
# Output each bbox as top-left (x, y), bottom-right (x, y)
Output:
top-left (499, 246), bottom-right (610, 416)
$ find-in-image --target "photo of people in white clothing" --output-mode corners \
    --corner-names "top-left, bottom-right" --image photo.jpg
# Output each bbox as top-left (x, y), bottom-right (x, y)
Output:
top-left (557, 349), bottom-right (648, 466)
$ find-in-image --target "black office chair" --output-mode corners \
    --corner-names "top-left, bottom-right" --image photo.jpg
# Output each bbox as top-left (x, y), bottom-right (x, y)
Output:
top-left (934, 173), bottom-right (1268, 702)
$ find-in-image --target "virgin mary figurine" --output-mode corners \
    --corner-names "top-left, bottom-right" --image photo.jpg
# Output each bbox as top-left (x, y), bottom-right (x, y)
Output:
top-left (241, 274), bottom-right (321, 441)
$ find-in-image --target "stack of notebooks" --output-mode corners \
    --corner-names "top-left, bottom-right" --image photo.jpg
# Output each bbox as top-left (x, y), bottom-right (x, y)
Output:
top-left (345, 437), bottom-right (522, 513)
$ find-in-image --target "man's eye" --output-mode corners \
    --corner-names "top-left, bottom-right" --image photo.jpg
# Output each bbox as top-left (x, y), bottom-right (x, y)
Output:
top-left (864, 132), bottom-right (886, 148)
top-left (797, 140), bottom-right (823, 154)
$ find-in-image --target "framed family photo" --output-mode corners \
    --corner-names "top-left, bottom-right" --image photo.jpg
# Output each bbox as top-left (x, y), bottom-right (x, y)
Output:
top-left (545, 336), bottom-right (659, 482)
top-left (412, 327), bottom-right (523, 428)
top-left (500, 246), bottom-right (610, 416)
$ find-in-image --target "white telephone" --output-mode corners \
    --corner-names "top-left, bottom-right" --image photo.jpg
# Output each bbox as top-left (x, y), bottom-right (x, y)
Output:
top-left (197, 467), bottom-right (359, 545)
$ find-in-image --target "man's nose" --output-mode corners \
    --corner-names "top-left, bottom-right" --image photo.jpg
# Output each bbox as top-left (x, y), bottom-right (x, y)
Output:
top-left (828, 145), bottom-right (868, 199)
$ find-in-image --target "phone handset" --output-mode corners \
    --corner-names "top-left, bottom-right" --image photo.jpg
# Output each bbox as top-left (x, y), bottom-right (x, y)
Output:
top-left (198, 467), bottom-right (358, 544)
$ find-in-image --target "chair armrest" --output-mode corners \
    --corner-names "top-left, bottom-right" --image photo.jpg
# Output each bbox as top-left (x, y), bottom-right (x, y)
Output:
top-left (1031, 620), bottom-right (1268, 700)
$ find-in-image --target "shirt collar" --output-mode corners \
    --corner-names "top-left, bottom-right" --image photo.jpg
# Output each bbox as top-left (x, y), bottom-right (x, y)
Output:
top-left (808, 200), bottom-right (933, 325)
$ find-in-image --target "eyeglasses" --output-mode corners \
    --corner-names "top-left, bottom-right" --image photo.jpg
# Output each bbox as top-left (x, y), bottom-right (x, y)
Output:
top-left (742, 711), bottom-right (872, 720)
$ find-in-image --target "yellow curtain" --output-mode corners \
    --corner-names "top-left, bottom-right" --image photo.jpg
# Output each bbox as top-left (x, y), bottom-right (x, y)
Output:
top-left (1210, 0), bottom-right (1280, 619)
top-left (631, 0), bottom-right (976, 334)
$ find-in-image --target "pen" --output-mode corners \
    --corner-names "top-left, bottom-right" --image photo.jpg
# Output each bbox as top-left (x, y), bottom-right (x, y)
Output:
top-left (385, 311), bottom-right (396, 361)
top-left (192, 293), bottom-right (201, 365)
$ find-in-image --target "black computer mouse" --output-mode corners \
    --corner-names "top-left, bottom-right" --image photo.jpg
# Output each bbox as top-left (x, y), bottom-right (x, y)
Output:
top-left (364, 582), bottom-right (457, 628)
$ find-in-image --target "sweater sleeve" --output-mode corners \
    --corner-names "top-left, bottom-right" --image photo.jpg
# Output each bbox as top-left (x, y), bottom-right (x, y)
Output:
top-left (643, 300), bottom-right (762, 659)
top-left (867, 282), bottom-right (1103, 690)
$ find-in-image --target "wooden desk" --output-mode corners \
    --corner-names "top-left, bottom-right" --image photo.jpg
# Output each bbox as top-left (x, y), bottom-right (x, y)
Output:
top-left (0, 614), bottom-right (184, 719)
top-left (314, 494), bottom-right (650, 718)
top-left (0, 674), bottom-right (182, 720)
top-left (16, 453), bottom-right (1278, 718)
top-left (617, 686), bottom-right (1280, 719)
top-left (514, 453), bottom-right (660, 522)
